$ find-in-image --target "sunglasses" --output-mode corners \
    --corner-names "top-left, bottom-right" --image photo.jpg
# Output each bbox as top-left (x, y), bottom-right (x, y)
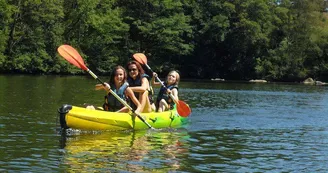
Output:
top-left (128, 68), bottom-right (137, 72)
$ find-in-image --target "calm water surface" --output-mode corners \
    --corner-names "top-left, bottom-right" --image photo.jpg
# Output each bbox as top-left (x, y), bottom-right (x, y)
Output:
top-left (1, 75), bottom-right (328, 172)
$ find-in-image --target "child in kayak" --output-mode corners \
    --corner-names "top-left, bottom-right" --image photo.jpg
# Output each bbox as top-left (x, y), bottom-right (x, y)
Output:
top-left (152, 70), bottom-right (180, 112)
top-left (126, 61), bottom-right (155, 113)
top-left (95, 65), bottom-right (142, 114)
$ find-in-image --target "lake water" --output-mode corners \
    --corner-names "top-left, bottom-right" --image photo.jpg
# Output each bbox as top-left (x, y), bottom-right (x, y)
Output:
top-left (1, 75), bottom-right (328, 172)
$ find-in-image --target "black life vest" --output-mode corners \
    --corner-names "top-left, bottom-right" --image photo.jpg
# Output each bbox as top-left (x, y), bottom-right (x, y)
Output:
top-left (127, 73), bottom-right (149, 87)
top-left (156, 83), bottom-right (178, 110)
top-left (127, 74), bottom-right (154, 108)
top-left (103, 82), bottom-right (129, 111)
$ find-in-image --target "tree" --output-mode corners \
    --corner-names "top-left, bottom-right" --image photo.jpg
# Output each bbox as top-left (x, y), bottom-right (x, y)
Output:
top-left (116, 0), bottom-right (193, 74)
top-left (4, 0), bottom-right (64, 73)
top-left (61, 0), bottom-right (129, 74)
top-left (0, 0), bottom-right (14, 70)
top-left (256, 0), bottom-right (328, 81)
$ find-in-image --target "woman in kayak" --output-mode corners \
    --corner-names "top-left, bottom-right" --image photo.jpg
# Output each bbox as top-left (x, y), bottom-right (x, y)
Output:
top-left (126, 61), bottom-right (155, 113)
top-left (95, 65), bottom-right (142, 114)
top-left (152, 70), bottom-right (180, 112)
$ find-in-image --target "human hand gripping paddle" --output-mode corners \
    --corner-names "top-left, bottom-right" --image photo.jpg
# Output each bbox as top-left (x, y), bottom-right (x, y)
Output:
top-left (57, 45), bottom-right (154, 129)
top-left (132, 53), bottom-right (191, 117)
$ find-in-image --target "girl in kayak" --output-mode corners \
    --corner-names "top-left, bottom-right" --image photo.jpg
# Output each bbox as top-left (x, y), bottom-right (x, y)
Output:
top-left (152, 70), bottom-right (180, 112)
top-left (126, 61), bottom-right (155, 113)
top-left (95, 65), bottom-right (142, 114)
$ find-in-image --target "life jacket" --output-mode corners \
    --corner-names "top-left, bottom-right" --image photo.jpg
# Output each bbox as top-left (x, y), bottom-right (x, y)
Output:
top-left (127, 73), bottom-right (154, 107)
top-left (156, 83), bottom-right (178, 111)
top-left (103, 82), bottom-right (129, 111)
top-left (127, 73), bottom-right (149, 87)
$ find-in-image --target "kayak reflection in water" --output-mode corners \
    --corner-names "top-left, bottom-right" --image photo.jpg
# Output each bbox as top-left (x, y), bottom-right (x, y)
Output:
top-left (60, 130), bottom-right (189, 172)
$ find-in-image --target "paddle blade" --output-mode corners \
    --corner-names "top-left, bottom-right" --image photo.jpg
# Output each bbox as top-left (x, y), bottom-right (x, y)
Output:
top-left (133, 53), bottom-right (147, 65)
top-left (57, 45), bottom-right (88, 70)
top-left (177, 100), bottom-right (191, 117)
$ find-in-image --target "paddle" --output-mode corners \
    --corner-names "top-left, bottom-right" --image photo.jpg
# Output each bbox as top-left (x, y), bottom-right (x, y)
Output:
top-left (132, 53), bottom-right (191, 117)
top-left (57, 45), bottom-right (154, 129)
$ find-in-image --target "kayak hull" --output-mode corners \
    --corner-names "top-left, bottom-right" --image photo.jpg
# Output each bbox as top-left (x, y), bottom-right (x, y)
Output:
top-left (58, 104), bottom-right (187, 131)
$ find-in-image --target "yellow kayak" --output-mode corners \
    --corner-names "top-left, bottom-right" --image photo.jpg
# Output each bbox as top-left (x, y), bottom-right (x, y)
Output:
top-left (58, 104), bottom-right (188, 131)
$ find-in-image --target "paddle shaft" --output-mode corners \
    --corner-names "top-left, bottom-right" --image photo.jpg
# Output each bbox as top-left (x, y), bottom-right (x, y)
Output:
top-left (58, 45), bottom-right (154, 129)
top-left (144, 64), bottom-right (178, 104)
top-left (88, 69), bottom-right (154, 129)
top-left (132, 53), bottom-right (190, 117)
top-left (88, 70), bottom-right (130, 108)
top-left (70, 58), bottom-right (131, 109)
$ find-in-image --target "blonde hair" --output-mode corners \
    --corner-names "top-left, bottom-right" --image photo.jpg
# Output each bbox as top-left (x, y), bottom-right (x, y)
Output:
top-left (167, 70), bottom-right (180, 85)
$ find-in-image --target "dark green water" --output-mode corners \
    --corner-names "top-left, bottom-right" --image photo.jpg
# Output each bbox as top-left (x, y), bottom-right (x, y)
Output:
top-left (1, 75), bottom-right (328, 172)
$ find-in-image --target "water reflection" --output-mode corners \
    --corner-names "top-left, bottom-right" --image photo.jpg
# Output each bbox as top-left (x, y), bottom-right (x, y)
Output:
top-left (183, 87), bottom-right (328, 110)
top-left (59, 129), bottom-right (190, 172)
top-left (2, 75), bottom-right (328, 172)
top-left (185, 128), bottom-right (328, 172)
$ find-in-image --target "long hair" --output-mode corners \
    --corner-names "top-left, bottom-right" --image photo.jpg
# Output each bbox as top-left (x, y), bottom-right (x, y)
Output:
top-left (109, 65), bottom-right (127, 85)
top-left (126, 61), bottom-right (145, 78)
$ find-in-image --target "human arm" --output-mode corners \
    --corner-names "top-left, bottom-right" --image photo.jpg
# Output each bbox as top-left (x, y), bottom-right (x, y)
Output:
top-left (95, 83), bottom-right (111, 92)
top-left (129, 77), bottom-right (149, 93)
top-left (151, 72), bottom-right (162, 86)
top-left (168, 88), bottom-right (179, 103)
top-left (117, 106), bottom-right (129, 113)
top-left (95, 84), bottom-right (104, 90)
top-left (125, 87), bottom-right (142, 114)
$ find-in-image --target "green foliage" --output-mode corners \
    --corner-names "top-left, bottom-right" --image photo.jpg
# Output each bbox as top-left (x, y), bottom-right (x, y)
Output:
top-left (116, 0), bottom-right (193, 71)
top-left (255, 38), bottom-right (303, 80)
top-left (0, 53), bottom-right (5, 70)
top-left (0, 0), bottom-right (14, 56)
top-left (62, 0), bottom-right (128, 73)
top-left (2, 0), bottom-right (64, 73)
top-left (255, 0), bottom-right (328, 81)
top-left (0, 0), bottom-right (328, 81)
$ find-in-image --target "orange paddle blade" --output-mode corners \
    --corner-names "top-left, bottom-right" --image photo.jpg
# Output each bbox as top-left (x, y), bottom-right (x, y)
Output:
top-left (133, 53), bottom-right (147, 65)
top-left (177, 100), bottom-right (191, 117)
top-left (57, 45), bottom-right (88, 70)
